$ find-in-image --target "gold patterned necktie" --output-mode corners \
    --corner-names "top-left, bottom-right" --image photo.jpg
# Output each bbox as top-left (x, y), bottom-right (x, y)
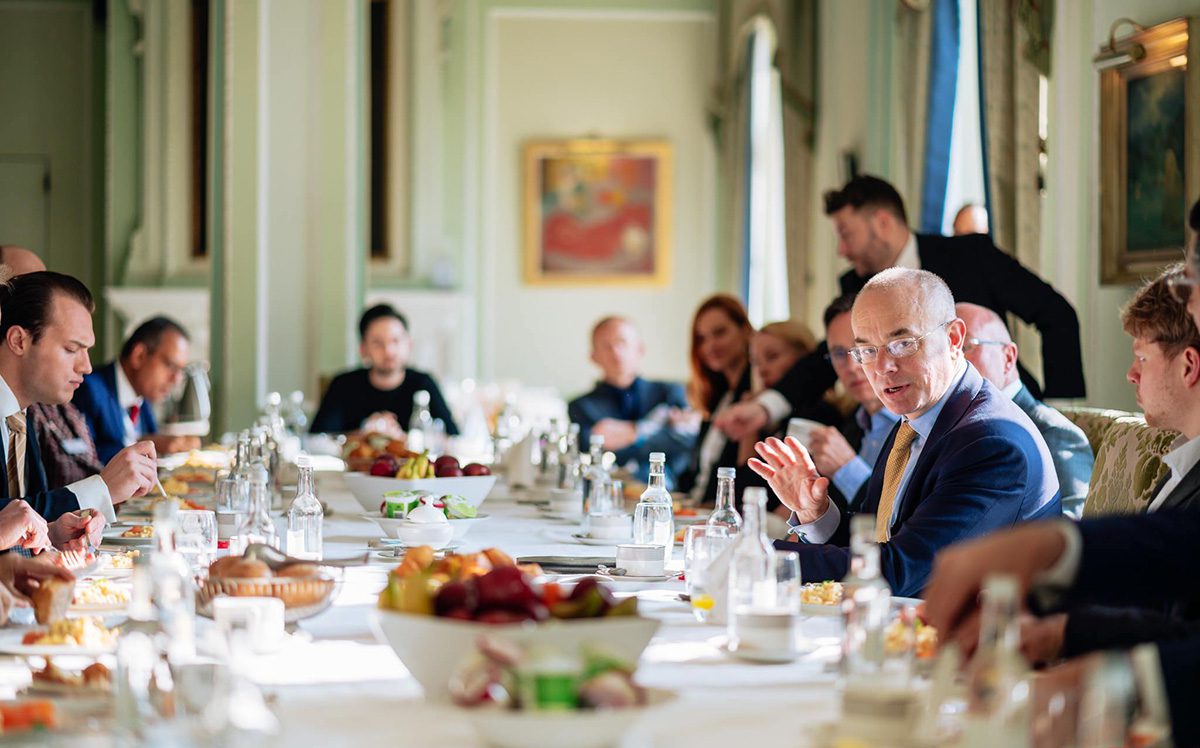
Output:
top-left (6, 412), bottom-right (26, 498)
top-left (875, 422), bottom-right (918, 542)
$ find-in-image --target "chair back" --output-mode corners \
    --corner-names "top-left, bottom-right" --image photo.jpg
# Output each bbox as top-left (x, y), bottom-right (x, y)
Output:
top-left (1061, 407), bottom-right (1176, 517)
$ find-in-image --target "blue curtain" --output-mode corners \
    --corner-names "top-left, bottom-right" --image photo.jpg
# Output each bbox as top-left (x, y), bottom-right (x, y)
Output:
top-left (975, 0), bottom-right (993, 240)
top-left (918, 0), bottom-right (960, 235)
top-left (739, 30), bottom-right (756, 305)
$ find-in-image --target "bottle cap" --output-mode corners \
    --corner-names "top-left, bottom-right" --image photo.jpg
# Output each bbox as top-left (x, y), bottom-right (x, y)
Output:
top-left (717, 467), bottom-right (735, 479)
top-left (589, 434), bottom-right (605, 447)
top-left (649, 452), bottom-right (666, 462)
top-left (743, 487), bottom-right (767, 506)
top-left (295, 453), bottom-right (312, 469)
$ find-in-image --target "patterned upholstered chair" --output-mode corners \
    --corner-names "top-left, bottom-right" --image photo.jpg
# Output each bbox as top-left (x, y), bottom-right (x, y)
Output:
top-left (1060, 407), bottom-right (1177, 518)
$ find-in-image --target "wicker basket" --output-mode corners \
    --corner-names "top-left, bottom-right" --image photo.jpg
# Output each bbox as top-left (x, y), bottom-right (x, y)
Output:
top-left (197, 574), bottom-right (338, 622)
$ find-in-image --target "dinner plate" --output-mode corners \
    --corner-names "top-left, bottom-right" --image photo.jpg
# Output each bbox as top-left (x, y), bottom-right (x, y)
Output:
top-left (0, 642), bottom-right (116, 658)
top-left (595, 568), bottom-right (678, 584)
top-left (101, 534), bottom-right (155, 547)
top-left (673, 513), bottom-right (711, 526)
top-left (24, 680), bottom-right (111, 698)
top-left (569, 533), bottom-right (630, 547)
top-left (801, 603), bottom-right (840, 617)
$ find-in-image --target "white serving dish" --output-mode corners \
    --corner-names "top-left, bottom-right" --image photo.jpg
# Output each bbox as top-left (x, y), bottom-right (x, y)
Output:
top-left (343, 473), bottom-right (497, 513)
top-left (361, 514), bottom-right (490, 544)
top-left (461, 688), bottom-right (677, 748)
top-left (370, 610), bottom-right (660, 703)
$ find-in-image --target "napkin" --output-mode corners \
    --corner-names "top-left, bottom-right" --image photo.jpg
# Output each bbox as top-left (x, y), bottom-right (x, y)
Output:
top-left (505, 434), bottom-right (536, 489)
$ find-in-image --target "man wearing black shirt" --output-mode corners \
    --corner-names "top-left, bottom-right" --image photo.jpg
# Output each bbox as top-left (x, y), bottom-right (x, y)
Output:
top-left (310, 305), bottom-right (458, 435)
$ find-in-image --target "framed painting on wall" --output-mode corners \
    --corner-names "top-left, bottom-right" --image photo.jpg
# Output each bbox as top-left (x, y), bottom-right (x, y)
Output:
top-left (523, 138), bottom-right (671, 286)
top-left (1098, 16), bottom-right (1200, 284)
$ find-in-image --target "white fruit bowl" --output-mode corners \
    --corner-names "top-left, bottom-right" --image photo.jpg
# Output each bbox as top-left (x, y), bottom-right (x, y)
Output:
top-left (461, 688), bottom-right (677, 748)
top-left (360, 514), bottom-right (491, 546)
top-left (369, 610), bottom-right (660, 703)
top-left (343, 473), bottom-right (497, 513)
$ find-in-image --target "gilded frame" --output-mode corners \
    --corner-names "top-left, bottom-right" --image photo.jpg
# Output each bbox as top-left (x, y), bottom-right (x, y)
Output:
top-left (1099, 17), bottom-right (1200, 285)
top-left (522, 138), bottom-right (672, 287)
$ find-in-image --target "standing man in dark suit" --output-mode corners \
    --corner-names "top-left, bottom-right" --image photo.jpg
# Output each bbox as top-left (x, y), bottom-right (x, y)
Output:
top-left (717, 175), bottom-right (1084, 442)
top-left (957, 303), bottom-right (1093, 518)
top-left (72, 317), bottom-right (200, 464)
top-left (0, 272), bottom-right (158, 524)
top-left (749, 269), bottom-right (1061, 597)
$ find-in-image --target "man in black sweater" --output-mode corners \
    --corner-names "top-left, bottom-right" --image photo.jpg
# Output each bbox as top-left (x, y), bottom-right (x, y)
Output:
top-left (311, 305), bottom-right (458, 436)
top-left (716, 175), bottom-right (1084, 442)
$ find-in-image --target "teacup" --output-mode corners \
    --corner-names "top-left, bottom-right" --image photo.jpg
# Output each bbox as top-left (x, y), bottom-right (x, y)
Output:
top-left (786, 418), bottom-right (824, 446)
top-left (548, 487), bottom-right (582, 516)
top-left (584, 513), bottom-right (631, 540)
top-left (616, 544), bottom-right (666, 577)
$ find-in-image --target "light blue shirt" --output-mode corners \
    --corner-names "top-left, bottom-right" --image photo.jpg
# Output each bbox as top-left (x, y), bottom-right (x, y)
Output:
top-left (790, 360), bottom-right (969, 544)
top-left (831, 406), bottom-right (901, 509)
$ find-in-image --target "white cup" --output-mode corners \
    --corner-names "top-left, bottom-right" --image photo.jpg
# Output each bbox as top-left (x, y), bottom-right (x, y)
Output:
top-left (616, 544), bottom-right (666, 577)
top-left (584, 513), bottom-right (631, 540)
top-left (548, 487), bottom-right (582, 516)
top-left (786, 418), bottom-right (824, 446)
top-left (212, 596), bottom-right (285, 654)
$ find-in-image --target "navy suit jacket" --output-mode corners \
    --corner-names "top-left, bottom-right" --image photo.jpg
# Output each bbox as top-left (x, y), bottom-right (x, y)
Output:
top-left (567, 378), bottom-right (694, 479)
top-left (1043, 509), bottom-right (1200, 746)
top-left (0, 409), bottom-right (82, 521)
top-left (776, 365), bottom-right (1062, 597)
top-left (72, 362), bottom-right (156, 463)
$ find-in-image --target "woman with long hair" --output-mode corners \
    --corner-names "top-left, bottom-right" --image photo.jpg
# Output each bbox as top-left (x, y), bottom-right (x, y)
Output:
top-left (677, 294), bottom-right (755, 505)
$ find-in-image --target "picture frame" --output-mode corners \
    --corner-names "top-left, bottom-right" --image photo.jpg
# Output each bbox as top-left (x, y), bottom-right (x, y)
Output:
top-left (1098, 17), bottom-right (1200, 285)
top-left (522, 138), bottom-right (672, 286)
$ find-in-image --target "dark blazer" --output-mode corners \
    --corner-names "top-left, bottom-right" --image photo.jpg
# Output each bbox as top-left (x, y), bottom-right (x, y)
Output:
top-left (776, 365), bottom-right (1062, 597)
top-left (0, 408), bottom-right (83, 521)
top-left (72, 362), bottom-right (156, 463)
top-left (1042, 509), bottom-right (1200, 747)
top-left (568, 378), bottom-right (694, 480)
top-left (28, 402), bottom-right (104, 488)
top-left (1058, 466), bottom-right (1200, 658)
top-left (768, 233), bottom-right (1086, 420)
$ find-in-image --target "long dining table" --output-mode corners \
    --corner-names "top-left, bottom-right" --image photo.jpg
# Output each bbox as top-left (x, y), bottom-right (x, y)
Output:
top-left (259, 472), bottom-right (845, 746)
top-left (5, 472), bottom-right (849, 747)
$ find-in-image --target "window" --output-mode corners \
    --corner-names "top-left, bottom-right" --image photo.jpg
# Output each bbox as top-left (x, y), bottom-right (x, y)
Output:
top-left (191, 0), bottom-right (210, 258)
top-left (742, 16), bottom-right (789, 328)
top-left (940, 0), bottom-right (986, 235)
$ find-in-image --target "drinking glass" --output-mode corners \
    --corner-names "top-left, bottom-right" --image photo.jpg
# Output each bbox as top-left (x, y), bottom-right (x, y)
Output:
top-left (773, 550), bottom-right (802, 614)
top-left (685, 528), bottom-right (733, 623)
top-left (215, 477), bottom-right (245, 513)
top-left (176, 510), bottom-right (218, 574)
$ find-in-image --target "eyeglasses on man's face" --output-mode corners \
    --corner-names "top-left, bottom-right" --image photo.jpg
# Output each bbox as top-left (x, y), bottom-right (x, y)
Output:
top-left (824, 346), bottom-right (853, 368)
top-left (848, 320), bottom-right (953, 365)
top-left (962, 337), bottom-right (1008, 355)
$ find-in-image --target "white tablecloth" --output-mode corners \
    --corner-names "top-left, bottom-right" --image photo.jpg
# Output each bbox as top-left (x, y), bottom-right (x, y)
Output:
top-left (259, 473), bottom-right (844, 746)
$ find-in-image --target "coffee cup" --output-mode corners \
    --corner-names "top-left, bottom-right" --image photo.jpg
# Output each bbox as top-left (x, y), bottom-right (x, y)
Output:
top-left (548, 487), bottom-right (582, 516)
top-left (584, 513), bottom-right (631, 540)
top-left (786, 418), bottom-right (823, 446)
top-left (616, 544), bottom-right (666, 577)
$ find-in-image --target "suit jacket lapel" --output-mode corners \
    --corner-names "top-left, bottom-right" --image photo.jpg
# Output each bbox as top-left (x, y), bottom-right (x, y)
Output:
top-left (1156, 461), bottom-right (1200, 511)
top-left (23, 413), bottom-right (49, 496)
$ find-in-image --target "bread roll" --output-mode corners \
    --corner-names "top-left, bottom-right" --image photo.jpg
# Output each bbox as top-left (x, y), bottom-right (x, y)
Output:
top-left (33, 578), bottom-right (74, 624)
top-left (275, 563), bottom-right (321, 578)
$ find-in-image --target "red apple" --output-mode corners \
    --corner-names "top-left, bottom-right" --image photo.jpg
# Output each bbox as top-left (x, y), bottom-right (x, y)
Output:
top-left (463, 463), bottom-right (491, 477)
top-left (370, 455), bottom-right (399, 476)
top-left (434, 455), bottom-right (463, 478)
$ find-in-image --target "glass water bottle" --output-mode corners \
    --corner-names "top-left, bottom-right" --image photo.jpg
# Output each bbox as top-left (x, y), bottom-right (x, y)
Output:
top-left (841, 514), bottom-right (892, 684)
top-left (286, 454), bottom-right (324, 560)
top-left (706, 467), bottom-right (742, 534)
top-left (961, 574), bottom-right (1032, 747)
top-left (633, 452), bottom-right (674, 563)
top-left (727, 487), bottom-right (776, 652)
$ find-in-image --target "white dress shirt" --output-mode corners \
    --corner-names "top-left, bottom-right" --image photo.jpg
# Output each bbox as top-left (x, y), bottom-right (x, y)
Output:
top-left (1148, 434), bottom-right (1200, 512)
top-left (0, 373), bottom-right (115, 521)
top-left (115, 362), bottom-right (144, 448)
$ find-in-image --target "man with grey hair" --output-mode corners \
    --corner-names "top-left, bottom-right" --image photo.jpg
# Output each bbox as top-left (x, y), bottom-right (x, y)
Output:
top-left (749, 268), bottom-right (1062, 596)
top-left (957, 302), bottom-right (1093, 518)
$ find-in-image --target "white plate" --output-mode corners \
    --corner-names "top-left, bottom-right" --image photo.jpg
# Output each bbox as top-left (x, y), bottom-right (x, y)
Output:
top-left (801, 603), bottom-right (840, 617)
top-left (673, 513), bottom-right (712, 526)
top-left (595, 568), bottom-right (678, 583)
top-left (570, 533), bottom-right (629, 547)
top-left (24, 680), bottom-right (112, 698)
top-left (101, 534), bottom-right (155, 547)
top-left (376, 538), bottom-right (462, 552)
top-left (0, 642), bottom-right (116, 658)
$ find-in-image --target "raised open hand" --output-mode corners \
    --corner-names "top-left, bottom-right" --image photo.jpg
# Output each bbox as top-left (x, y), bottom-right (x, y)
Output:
top-left (746, 436), bottom-right (830, 524)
